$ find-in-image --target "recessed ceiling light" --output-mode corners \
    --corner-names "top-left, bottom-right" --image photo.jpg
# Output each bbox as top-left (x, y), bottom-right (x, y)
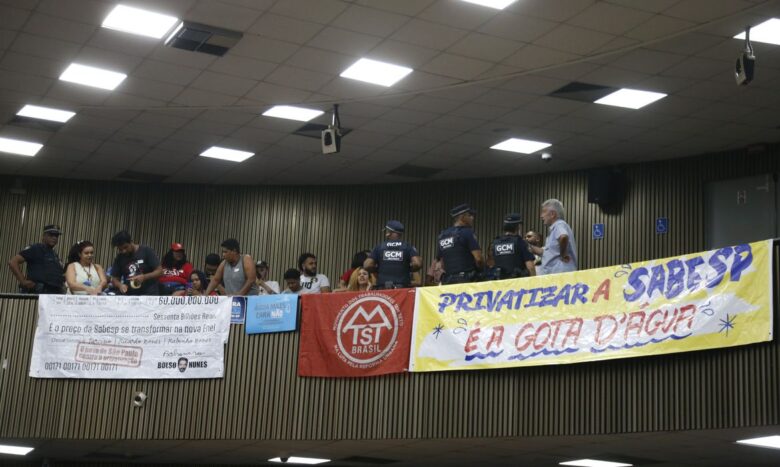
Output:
top-left (263, 105), bottom-right (324, 122)
top-left (461, 0), bottom-right (517, 9)
top-left (340, 58), bottom-right (413, 87)
top-left (200, 146), bottom-right (254, 163)
top-left (737, 435), bottom-right (780, 449)
top-left (0, 137), bottom-right (43, 157)
top-left (560, 460), bottom-right (632, 467)
top-left (17, 104), bottom-right (76, 123)
top-left (268, 457), bottom-right (330, 465)
top-left (0, 444), bottom-right (34, 456)
top-left (102, 4), bottom-right (180, 39)
top-left (734, 18), bottom-right (780, 45)
top-left (59, 63), bottom-right (127, 90)
top-left (491, 137), bottom-right (551, 154)
top-left (594, 88), bottom-right (667, 109)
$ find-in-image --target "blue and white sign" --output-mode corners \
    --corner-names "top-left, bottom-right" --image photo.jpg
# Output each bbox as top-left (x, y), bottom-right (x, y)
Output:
top-left (592, 223), bottom-right (604, 240)
top-left (231, 296), bottom-right (246, 324)
top-left (655, 217), bottom-right (669, 235)
top-left (245, 295), bottom-right (299, 334)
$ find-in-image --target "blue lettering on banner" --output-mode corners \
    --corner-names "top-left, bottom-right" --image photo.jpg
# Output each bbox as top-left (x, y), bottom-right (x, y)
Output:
top-left (437, 283), bottom-right (590, 314)
top-left (623, 244), bottom-right (753, 303)
top-left (245, 295), bottom-right (298, 334)
top-left (656, 217), bottom-right (668, 234)
top-left (231, 297), bottom-right (246, 324)
top-left (592, 223), bottom-right (604, 240)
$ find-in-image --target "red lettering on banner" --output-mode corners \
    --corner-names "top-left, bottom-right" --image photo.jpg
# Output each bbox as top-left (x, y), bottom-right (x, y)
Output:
top-left (592, 279), bottom-right (611, 302)
top-left (560, 318), bottom-right (583, 348)
top-left (514, 323), bottom-right (535, 352)
top-left (644, 308), bottom-right (665, 335)
top-left (486, 325), bottom-right (504, 351)
top-left (594, 314), bottom-right (619, 345)
top-left (675, 304), bottom-right (697, 334)
top-left (533, 322), bottom-right (552, 351)
top-left (464, 322), bottom-right (481, 353)
top-left (623, 311), bottom-right (646, 340)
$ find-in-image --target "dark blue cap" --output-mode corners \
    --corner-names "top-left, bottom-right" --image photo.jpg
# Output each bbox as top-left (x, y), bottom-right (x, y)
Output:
top-left (43, 224), bottom-right (62, 235)
top-left (450, 204), bottom-right (476, 217)
top-left (385, 220), bottom-right (404, 233)
top-left (503, 213), bottom-right (523, 224)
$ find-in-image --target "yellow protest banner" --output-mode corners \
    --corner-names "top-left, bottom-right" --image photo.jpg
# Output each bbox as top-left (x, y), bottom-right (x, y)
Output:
top-left (409, 240), bottom-right (773, 372)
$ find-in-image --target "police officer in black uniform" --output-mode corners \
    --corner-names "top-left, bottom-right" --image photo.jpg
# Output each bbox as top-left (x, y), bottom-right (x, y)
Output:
top-left (488, 213), bottom-right (536, 280)
top-left (364, 220), bottom-right (422, 289)
top-left (7, 224), bottom-right (65, 294)
top-left (437, 204), bottom-right (484, 284)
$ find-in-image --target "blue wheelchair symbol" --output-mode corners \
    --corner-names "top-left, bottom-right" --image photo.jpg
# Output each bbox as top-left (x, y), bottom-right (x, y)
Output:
top-left (592, 223), bottom-right (604, 240)
top-left (656, 217), bottom-right (668, 235)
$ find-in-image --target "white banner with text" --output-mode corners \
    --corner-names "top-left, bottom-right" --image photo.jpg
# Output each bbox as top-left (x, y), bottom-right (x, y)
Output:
top-left (30, 295), bottom-right (232, 379)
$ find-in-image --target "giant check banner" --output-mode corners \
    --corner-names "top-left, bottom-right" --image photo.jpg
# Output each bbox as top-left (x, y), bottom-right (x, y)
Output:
top-left (410, 240), bottom-right (773, 372)
top-left (30, 295), bottom-right (232, 379)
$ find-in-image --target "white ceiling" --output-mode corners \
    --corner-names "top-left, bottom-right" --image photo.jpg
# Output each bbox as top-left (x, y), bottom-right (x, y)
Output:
top-left (6, 425), bottom-right (780, 465)
top-left (0, 0), bottom-right (779, 185)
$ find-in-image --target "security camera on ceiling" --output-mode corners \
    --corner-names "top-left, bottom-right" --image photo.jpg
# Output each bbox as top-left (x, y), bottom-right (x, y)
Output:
top-left (735, 26), bottom-right (755, 86)
top-left (321, 104), bottom-right (342, 155)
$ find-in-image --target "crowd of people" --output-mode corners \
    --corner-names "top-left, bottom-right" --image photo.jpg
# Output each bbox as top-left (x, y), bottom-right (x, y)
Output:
top-left (6, 199), bottom-right (578, 296)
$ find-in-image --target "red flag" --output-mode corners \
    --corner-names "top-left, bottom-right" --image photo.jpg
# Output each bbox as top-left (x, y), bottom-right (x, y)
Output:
top-left (298, 289), bottom-right (415, 377)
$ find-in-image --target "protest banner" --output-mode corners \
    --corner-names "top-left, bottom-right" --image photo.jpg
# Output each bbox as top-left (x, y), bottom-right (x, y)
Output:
top-left (231, 296), bottom-right (246, 324)
top-left (30, 295), bottom-right (232, 379)
top-left (298, 289), bottom-right (415, 377)
top-left (410, 240), bottom-right (773, 372)
top-left (245, 294), bottom-right (298, 334)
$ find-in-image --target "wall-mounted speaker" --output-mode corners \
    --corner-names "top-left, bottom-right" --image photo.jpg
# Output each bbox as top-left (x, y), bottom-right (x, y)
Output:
top-left (588, 168), bottom-right (625, 206)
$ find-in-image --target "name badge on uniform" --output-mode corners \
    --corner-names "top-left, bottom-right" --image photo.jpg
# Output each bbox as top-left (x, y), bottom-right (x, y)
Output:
top-left (137, 259), bottom-right (145, 264)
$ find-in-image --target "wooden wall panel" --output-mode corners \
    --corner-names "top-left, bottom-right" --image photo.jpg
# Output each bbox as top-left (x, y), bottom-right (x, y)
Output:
top-left (1, 146), bottom-right (779, 441)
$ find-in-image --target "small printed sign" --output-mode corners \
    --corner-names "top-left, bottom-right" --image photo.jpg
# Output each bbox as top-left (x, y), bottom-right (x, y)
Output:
top-left (656, 217), bottom-right (669, 235)
top-left (592, 223), bottom-right (604, 240)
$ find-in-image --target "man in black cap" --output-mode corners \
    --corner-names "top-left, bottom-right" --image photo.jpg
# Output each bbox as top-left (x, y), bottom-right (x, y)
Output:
top-left (436, 204), bottom-right (484, 284)
top-left (364, 220), bottom-right (422, 289)
top-left (488, 214), bottom-right (536, 280)
top-left (8, 224), bottom-right (65, 294)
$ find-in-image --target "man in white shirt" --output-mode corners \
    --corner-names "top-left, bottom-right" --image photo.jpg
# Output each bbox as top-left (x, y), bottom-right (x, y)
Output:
top-left (530, 199), bottom-right (578, 276)
top-left (255, 260), bottom-right (280, 295)
top-left (298, 253), bottom-right (331, 294)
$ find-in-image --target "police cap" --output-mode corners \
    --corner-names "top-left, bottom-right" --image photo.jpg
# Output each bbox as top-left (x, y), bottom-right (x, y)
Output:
top-left (43, 224), bottom-right (62, 235)
top-left (385, 220), bottom-right (404, 233)
top-left (503, 213), bottom-right (523, 224)
top-left (450, 204), bottom-right (476, 217)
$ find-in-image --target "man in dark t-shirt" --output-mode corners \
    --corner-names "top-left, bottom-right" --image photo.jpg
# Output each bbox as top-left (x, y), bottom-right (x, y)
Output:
top-left (110, 230), bottom-right (162, 296)
top-left (7, 224), bottom-right (65, 294)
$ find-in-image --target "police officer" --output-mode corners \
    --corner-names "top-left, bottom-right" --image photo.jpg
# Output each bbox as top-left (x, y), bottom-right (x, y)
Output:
top-left (7, 224), bottom-right (65, 294)
top-left (488, 213), bottom-right (536, 280)
top-left (364, 220), bottom-right (421, 289)
top-left (437, 204), bottom-right (484, 284)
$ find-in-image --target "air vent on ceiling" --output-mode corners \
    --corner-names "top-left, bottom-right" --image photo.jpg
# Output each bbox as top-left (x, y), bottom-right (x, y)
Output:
top-left (387, 164), bottom-right (441, 179)
top-left (549, 82), bottom-right (618, 102)
top-left (117, 170), bottom-right (168, 183)
top-left (293, 122), bottom-right (352, 139)
top-left (8, 115), bottom-right (64, 132)
top-left (165, 21), bottom-right (242, 56)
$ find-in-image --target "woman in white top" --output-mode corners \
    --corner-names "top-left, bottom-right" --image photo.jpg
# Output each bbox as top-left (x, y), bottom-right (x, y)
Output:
top-left (65, 240), bottom-right (107, 295)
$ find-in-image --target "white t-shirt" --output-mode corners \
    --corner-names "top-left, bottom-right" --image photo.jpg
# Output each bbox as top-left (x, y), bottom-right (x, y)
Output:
top-left (257, 280), bottom-right (280, 295)
top-left (299, 273), bottom-right (330, 294)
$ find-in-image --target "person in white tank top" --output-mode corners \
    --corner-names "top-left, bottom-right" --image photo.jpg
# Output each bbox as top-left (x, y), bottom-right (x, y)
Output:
top-left (65, 240), bottom-right (107, 295)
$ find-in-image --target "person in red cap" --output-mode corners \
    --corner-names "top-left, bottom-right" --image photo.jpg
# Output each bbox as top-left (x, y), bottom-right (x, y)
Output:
top-left (159, 242), bottom-right (193, 295)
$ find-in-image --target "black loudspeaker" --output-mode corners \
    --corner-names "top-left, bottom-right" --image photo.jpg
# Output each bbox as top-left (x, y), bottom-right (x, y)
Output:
top-left (588, 168), bottom-right (624, 206)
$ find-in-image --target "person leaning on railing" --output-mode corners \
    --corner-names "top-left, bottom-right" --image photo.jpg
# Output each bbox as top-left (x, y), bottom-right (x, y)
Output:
top-left (65, 240), bottom-right (107, 295)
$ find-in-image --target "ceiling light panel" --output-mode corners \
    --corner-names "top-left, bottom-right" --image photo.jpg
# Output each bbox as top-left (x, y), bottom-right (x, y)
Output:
top-left (17, 105), bottom-right (76, 123)
top-left (594, 88), bottom-right (667, 109)
top-left (734, 18), bottom-right (780, 45)
top-left (263, 106), bottom-right (324, 122)
top-left (461, 0), bottom-right (517, 9)
top-left (737, 435), bottom-right (780, 449)
top-left (102, 4), bottom-right (180, 39)
top-left (0, 444), bottom-right (34, 456)
top-left (268, 457), bottom-right (330, 465)
top-left (200, 146), bottom-right (254, 162)
top-left (340, 58), bottom-right (413, 87)
top-left (560, 459), bottom-right (633, 467)
top-left (0, 137), bottom-right (43, 157)
top-left (491, 137), bottom-right (551, 154)
top-left (59, 63), bottom-right (127, 90)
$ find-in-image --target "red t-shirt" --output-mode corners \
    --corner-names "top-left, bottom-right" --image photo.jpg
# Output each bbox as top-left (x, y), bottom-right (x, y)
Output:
top-left (159, 262), bottom-right (193, 286)
top-left (340, 268), bottom-right (354, 284)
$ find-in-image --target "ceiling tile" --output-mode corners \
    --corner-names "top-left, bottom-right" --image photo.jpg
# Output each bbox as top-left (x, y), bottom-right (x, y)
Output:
top-left (504, 44), bottom-right (579, 70)
top-left (448, 33), bottom-right (522, 62)
top-left (0, 51), bottom-right (66, 79)
top-left (355, 0), bottom-right (435, 16)
top-left (568, 2), bottom-right (654, 35)
top-left (664, 0), bottom-right (754, 23)
top-left (534, 24), bottom-right (616, 56)
top-left (624, 14), bottom-right (696, 41)
top-left (172, 88), bottom-right (238, 106)
top-left (191, 71), bottom-right (256, 97)
top-left (391, 19), bottom-right (468, 51)
top-left (0, 5), bottom-right (31, 30)
top-left (229, 35), bottom-right (300, 63)
top-left (264, 65), bottom-right (334, 92)
top-left (186, 0), bottom-right (264, 31)
top-left (23, 12), bottom-right (95, 44)
top-left (133, 59), bottom-right (202, 86)
top-left (121, 77), bottom-right (183, 102)
top-left (418, 1), bottom-right (500, 30)
top-left (207, 55), bottom-right (277, 81)
top-left (270, 0), bottom-right (348, 24)
top-left (244, 81), bottom-right (311, 105)
top-left (248, 13), bottom-right (323, 44)
top-left (331, 4), bottom-right (409, 37)
top-left (0, 70), bottom-right (54, 94)
top-left (149, 45), bottom-right (218, 70)
top-left (306, 27), bottom-right (382, 57)
top-left (610, 48), bottom-right (688, 74)
top-left (420, 53), bottom-right (494, 80)
top-left (508, 0), bottom-right (595, 22)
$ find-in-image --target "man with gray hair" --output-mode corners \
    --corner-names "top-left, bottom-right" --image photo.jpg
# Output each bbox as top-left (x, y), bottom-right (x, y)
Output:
top-left (530, 199), bottom-right (578, 275)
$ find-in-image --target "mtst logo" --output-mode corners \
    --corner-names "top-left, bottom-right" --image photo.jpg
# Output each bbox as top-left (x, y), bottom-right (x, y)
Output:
top-left (335, 295), bottom-right (401, 368)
